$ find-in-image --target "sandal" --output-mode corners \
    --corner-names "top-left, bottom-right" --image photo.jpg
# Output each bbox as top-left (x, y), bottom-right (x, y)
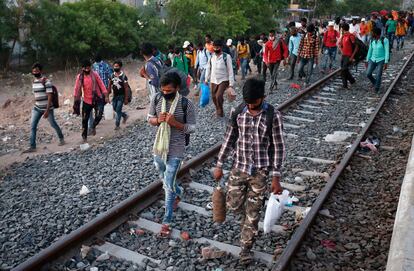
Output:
top-left (159, 224), bottom-right (171, 238)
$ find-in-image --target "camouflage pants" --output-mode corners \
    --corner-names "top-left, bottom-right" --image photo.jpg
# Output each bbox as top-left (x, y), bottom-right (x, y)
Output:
top-left (227, 168), bottom-right (268, 251)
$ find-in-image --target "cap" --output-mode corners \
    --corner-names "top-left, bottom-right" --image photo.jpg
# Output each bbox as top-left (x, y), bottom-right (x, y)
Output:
top-left (361, 18), bottom-right (366, 22)
top-left (328, 21), bottom-right (334, 26)
top-left (183, 41), bottom-right (190, 48)
top-left (226, 39), bottom-right (233, 46)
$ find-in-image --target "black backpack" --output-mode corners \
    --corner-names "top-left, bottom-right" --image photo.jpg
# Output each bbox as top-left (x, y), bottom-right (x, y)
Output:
top-left (154, 93), bottom-right (191, 146)
top-left (148, 59), bottom-right (189, 96)
top-left (352, 38), bottom-right (368, 64)
top-left (229, 102), bottom-right (275, 147)
top-left (41, 78), bottom-right (59, 109)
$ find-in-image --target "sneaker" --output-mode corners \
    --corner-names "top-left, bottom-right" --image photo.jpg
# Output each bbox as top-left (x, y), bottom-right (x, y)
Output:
top-left (205, 202), bottom-right (213, 211)
top-left (158, 224), bottom-right (171, 238)
top-left (82, 138), bottom-right (87, 143)
top-left (114, 126), bottom-right (120, 131)
top-left (239, 249), bottom-right (254, 265)
top-left (122, 114), bottom-right (129, 124)
top-left (58, 139), bottom-right (65, 146)
top-left (22, 147), bottom-right (36, 154)
top-left (91, 128), bottom-right (96, 136)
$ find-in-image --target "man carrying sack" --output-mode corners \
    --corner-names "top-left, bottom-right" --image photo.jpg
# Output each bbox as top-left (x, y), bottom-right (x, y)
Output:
top-left (213, 78), bottom-right (286, 265)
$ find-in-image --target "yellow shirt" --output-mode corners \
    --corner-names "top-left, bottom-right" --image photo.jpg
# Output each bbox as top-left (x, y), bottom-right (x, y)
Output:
top-left (237, 44), bottom-right (250, 59)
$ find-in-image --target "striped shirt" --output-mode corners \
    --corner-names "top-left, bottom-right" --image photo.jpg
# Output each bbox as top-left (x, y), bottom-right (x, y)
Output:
top-left (217, 103), bottom-right (286, 177)
top-left (32, 77), bottom-right (53, 111)
top-left (148, 94), bottom-right (197, 159)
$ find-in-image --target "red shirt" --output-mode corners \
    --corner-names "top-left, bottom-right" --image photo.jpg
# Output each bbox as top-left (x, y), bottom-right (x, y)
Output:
top-left (340, 33), bottom-right (355, 57)
top-left (323, 29), bottom-right (339, 48)
top-left (73, 71), bottom-right (107, 105)
top-left (263, 39), bottom-right (288, 64)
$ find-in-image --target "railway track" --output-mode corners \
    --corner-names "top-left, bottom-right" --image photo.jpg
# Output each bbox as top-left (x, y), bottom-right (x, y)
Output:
top-left (11, 50), bottom-right (414, 271)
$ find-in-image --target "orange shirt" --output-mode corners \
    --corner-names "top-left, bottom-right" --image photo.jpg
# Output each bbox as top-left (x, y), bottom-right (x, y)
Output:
top-left (360, 23), bottom-right (368, 36)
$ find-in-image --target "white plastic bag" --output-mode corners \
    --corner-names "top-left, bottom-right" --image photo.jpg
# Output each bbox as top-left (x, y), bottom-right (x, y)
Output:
top-left (263, 190), bottom-right (289, 234)
top-left (104, 104), bottom-right (114, 120)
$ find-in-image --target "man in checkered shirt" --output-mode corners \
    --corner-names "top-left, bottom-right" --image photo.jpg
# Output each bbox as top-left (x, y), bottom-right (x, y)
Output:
top-left (213, 78), bottom-right (286, 265)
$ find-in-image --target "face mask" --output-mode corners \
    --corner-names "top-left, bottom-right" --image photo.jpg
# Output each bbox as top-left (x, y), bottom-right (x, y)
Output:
top-left (33, 73), bottom-right (41, 78)
top-left (162, 92), bottom-right (176, 100)
top-left (214, 49), bottom-right (221, 54)
top-left (83, 70), bottom-right (90, 75)
top-left (114, 68), bottom-right (120, 72)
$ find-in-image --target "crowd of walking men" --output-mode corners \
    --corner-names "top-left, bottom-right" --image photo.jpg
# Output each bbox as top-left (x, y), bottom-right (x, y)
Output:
top-left (24, 9), bottom-right (413, 265)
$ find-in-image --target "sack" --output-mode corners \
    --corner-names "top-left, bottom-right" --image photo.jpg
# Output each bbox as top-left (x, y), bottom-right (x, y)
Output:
top-left (212, 185), bottom-right (226, 223)
top-left (104, 103), bottom-right (114, 120)
top-left (353, 38), bottom-right (368, 63)
top-left (263, 190), bottom-right (289, 234)
top-left (199, 83), bottom-right (210, 107)
top-left (226, 87), bottom-right (236, 102)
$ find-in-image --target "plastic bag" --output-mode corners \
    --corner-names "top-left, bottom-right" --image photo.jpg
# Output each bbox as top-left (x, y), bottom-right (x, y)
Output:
top-left (200, 83), bottom-right (210, 108)
top-left (104, 103), bottom-right (114, 120)
top-left (263, 190), bottom-right (289, 234)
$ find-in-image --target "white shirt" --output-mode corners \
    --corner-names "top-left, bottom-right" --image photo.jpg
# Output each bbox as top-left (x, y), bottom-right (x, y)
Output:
top-left (205, 53), bottom-right (234, 86)
top-left (350, 23), bottom-right (361, 39)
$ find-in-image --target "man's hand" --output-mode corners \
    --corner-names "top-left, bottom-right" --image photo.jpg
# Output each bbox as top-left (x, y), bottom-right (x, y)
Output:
top-left (271, 176), bottom-right (283, 195)
top-left (158, 112), bottom-right (167, 124)
top-left (349, 58), bottom-right (355, 63)
top-left (166, 113), bottom-right (177, 126)
top-left (43, 110), bottom-right (49, 119)
top-left (213, 167), bottom-right (223, 181)
top-left (384, 63), bottom-right (388, 70)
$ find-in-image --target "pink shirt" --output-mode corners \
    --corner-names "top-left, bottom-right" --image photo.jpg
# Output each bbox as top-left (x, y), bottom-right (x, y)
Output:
top-left (73, 71), bottom-right (107, 105)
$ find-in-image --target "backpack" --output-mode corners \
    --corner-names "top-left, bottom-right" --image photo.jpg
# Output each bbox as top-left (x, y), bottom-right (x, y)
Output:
top-left (41, 78), bottom-right (59, 109)
top-left (154, 93), bottom-right (191, 146)
top-left (229, 102), bottom-right (275, 147)
top-left (148, 59), bottom-right (189, 96)
top-left (353, 37), bottom-right (368, 63)
top-left (111, 73), bottom-right (132, 103)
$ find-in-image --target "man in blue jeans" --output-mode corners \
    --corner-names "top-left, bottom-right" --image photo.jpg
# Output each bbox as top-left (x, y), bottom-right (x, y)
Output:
top-left (108, 60), bottom-right (129, 130)
top-left (366, 27), bottom-right (390, 92)
top-left (23, 63), bottom-right (64, 153)
top-left (148, 72), bottom-right (196, 237)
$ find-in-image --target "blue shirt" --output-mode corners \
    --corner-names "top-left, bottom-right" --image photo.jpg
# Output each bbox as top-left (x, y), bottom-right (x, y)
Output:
top-left (367, 37), bottom-right (390, 64)
top-left (145, 56), bottom-right (162, 87)
top-left (289, 34), bottom-right (302, 56)
top-left (93, 61), bottom-right (113, 88)
top-left (195, 48), bottom-right (211, 70)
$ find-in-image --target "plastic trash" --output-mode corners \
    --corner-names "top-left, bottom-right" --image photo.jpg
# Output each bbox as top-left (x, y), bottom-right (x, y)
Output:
top-left (79, 185), bottom-right (90, 196)
top-left (80, 143), bottom-right (90, 151)
top-left (201, 246), bottom-right (227, 260)
top-left (104, 104), bottom-right (114, 120)
top-left (263, 190), bottom-right (289, 234)
top-left (199, 83), bottom-right (210, 108)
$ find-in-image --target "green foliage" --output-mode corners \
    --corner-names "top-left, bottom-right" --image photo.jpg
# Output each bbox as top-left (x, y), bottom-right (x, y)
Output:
top-left (24, 0), bottom-right (146, 62)
top-left (0, 0), bottom-right (17, 47)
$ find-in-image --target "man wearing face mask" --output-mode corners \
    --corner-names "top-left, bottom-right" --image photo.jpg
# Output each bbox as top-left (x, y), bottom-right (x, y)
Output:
top-left (108, 60), bottom-right (129, 130)
top-left (213, 78), bottom-right (285, 265)
top-left (263, 30), bottom-right (289, 91)
top-left (73, 60), bottom-right (109, 142)
top-left (148, 72), bottom-right (196, 238)
top-left (23, 63), bottom-right (65, 153)
top-left (205, 39), bottom-right (234, 118)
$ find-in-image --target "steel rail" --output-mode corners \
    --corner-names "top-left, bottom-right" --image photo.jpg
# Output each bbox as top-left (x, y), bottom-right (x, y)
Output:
top-left (273, 51), bottom-right (414, 271)
top-left (12, 69), bottom-right (342, 271)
